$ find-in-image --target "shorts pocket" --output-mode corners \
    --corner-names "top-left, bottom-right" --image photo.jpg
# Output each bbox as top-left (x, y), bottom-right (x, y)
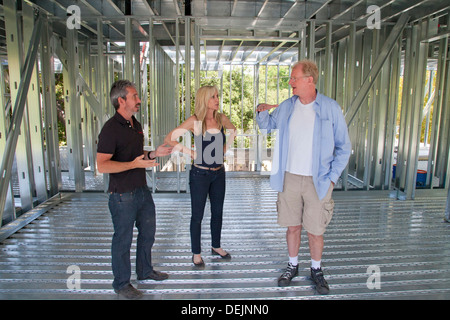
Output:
top-left (322, 198), bottom-right (334, 227)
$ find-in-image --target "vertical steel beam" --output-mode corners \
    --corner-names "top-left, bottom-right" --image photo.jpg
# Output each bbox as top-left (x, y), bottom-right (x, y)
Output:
top-left (241, 65), bottom-right (244, 130)
top-left (438, 55), bottom-right (450, 189)
top-left (363, 27), bottom-right (380, 190)
top-left (135, 42), bottom-right (142, 124)
top-left (396, 20), bottom-right (428, 200)
top-left (371, 28), bottom-right (390, 189)
top-left (0, 33), bottom-right (15, 224)
top-left (81, 40), bottom-right (96, 172)
top-left (96, 19), bottom-right (107, 122)
top-left (125, 17), bottom-right (134, 82)
top-left (185, 17), bottom-right (192, 193)
top-left (323, 21), bottom-right (333, 97)
top-left (307, 20), bottom-right (315, 61)
top-left (23, 3), bottom-right (47, 202)
top-left (340, 22), bottom-right (355, 190)
top-left (176, 18), bottom-right (181, 126)
top-left (335, 39), bottom-right (346, 107)
top-left (4, 0), bottom-right (34, 213)
top-left (194, 22), bottom-right (200, 93)
top-left (97, 18), bottom-right (109, 192)
top-left (142, 55), bottom-right (150, 147)
top-left (430, 18), bottom-right (450, 188)
top-left (344, 22), bottom-right (356, 114)
top-left (80, 43), bottom-right (89, 170)
top-left (440, 13), bottom-right (450, 191)
top-left (405, 21), bottom-right (428, 199)
top-left (108, 56), bottom-right (115, 116)
top-left (384, 39), bottom-right (401, 190)
top-left (254, 64), bottom-right (261, 171)
top-left (64, 28), bottom-right (85, 192)
top-left (395, 28), bottom-right (412, 195)
top-left (185, 17), bottom-right (192, 120)
top-left (40, 16), bottom-right (61, 196)
top-left (298, 26), bottom-right (306, 61)
top-left (148, 17), bottom-right (156, 193)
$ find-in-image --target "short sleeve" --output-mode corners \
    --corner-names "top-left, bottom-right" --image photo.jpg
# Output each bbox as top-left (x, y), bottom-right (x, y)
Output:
top-left (97, 122), bottom-right (116, 155)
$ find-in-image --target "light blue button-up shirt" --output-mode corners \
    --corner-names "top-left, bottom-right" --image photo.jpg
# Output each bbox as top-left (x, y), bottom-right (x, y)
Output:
top-left (256, 92), bottom-right (351, 200)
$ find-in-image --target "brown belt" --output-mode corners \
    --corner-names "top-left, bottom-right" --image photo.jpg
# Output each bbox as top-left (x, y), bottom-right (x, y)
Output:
top-left (193, 164), bottom-right (224, 171)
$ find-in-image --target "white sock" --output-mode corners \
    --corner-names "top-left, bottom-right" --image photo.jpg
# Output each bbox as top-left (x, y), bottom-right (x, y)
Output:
top-left (289, 256), bottom-right (298, 266)
top-left (311, 259), bottom-right (321, 269)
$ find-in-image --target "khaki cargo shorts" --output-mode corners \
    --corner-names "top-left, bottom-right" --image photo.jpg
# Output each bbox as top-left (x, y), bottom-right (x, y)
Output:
top-left (277, 172), bottom-right (334, 236)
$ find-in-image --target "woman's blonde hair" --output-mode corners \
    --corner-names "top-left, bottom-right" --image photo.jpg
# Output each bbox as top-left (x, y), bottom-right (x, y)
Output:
top-left (194, 85), bottom-right (223, 134)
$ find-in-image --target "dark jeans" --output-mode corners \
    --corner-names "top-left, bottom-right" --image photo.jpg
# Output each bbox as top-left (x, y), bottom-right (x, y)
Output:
top-left (108, 186), bottom-right (156, 290)
top-left (189, 166), bottom-right (226, 254)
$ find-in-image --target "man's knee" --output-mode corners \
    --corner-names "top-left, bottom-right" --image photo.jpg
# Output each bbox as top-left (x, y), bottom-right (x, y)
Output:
top-left (287, 225), bottom-right (302, 234)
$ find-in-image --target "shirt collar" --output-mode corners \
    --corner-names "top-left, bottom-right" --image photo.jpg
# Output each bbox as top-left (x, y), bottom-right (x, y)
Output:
top-left (114, 112), bottom-right (136, 126)
top-left (292, 90), bottom-right (322, 117)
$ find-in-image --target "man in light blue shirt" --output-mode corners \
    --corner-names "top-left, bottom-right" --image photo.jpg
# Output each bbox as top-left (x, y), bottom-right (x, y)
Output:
top-left (256, 60), bottom-right (351, 294)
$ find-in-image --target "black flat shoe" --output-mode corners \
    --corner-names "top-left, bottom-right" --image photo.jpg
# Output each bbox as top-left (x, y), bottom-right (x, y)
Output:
top-left (192, 255), bottom-right (205, 268)
top-left (211, 248), bottom-right (231, 260)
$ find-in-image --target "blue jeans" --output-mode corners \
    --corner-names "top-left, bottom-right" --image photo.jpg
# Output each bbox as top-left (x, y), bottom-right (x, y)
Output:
top-left (189, 166), bottom-right (226, 254)
top-left (108, 186), bottom-right (156, 290)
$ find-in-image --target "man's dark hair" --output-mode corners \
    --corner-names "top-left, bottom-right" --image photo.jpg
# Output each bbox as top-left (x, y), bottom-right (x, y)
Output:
top-left (110, 80), bottom-right (136, 110)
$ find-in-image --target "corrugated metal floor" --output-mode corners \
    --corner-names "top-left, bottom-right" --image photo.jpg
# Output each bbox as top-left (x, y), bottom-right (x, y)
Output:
top-left (1, 176), bottom-right (449, 300)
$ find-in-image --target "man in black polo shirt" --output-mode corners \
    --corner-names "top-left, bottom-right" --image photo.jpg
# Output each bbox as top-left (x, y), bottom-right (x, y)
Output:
top-left (97, 80), bottom-right (172, 299)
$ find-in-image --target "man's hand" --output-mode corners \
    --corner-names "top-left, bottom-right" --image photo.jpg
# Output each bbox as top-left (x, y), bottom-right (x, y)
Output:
top-left (132, 154), bottom-right (159, 168)
top-left (256, 103), bottom-right (278, 112)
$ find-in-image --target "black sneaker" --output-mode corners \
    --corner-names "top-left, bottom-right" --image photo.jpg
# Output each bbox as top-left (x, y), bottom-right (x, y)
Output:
top-left (277, 263), bottom-right (299, 287)
top-left (310, 268), bottom-right (330, 295)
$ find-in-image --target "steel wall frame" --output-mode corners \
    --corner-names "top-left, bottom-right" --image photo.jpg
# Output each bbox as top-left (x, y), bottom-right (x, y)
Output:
top-left (2, 4), bottom-right (450, 225)
top-left (0, 0), bottom-right (44, 224)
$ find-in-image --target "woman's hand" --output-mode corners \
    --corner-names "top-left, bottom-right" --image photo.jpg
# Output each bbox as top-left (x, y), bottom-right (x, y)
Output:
top-left (154, 144), bottom-right (174, 157)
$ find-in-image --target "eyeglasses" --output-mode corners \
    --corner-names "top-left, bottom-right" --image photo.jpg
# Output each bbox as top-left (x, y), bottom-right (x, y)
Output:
top-left (289, 75), bottom-right (311, 82)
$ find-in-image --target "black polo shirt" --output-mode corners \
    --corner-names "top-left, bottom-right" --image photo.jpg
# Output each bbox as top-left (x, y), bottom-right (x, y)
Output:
top-left (97, 112), bottom-right (146, 193)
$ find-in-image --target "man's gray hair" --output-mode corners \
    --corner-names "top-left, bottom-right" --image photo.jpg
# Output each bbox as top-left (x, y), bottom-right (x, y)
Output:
top-left (110, 80), bottom-right (136, 110)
